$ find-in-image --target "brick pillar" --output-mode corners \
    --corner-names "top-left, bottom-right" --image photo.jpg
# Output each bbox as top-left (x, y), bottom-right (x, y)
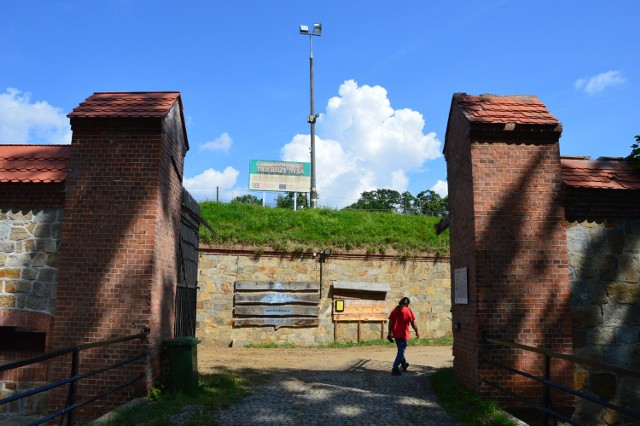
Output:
top-left (49, 92), bottom-right (188, 421)
top-left (444, 94), bottom-right (573, 406)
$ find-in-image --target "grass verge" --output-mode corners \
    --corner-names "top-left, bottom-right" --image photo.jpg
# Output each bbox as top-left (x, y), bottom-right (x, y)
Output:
top-left (103, 369), bottom-right (270, 426)
top-left (430, 367), bottom-right (517, 426)
top-left (243, 335), bottom-right (453, 349)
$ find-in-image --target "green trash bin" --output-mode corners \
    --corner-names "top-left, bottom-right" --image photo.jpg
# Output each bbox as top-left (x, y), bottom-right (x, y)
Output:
top-left (164, 336), bottom-right (201, 391)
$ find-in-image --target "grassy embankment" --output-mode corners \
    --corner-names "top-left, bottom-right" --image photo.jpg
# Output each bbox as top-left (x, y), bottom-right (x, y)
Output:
top-left (198, 202), bottom-right (450, 257)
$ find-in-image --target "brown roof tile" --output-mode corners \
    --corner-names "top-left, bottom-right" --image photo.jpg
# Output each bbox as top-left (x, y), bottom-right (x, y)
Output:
top-left (453, 93), bottom-right (560, 125)
top-left (0, 145), bottom-right (70, 183)
top-left (67, 91), bottom-right (181, 118)
top-left (561, 157), bottom-right (640, 190)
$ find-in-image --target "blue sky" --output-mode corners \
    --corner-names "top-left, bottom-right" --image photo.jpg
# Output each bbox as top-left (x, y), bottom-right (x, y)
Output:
top-left (1, 0), bottom-right (638, 208)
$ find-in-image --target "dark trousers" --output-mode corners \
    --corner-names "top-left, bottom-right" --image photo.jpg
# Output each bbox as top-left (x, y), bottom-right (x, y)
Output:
top-left (393, 338), bottom-right (407, 370)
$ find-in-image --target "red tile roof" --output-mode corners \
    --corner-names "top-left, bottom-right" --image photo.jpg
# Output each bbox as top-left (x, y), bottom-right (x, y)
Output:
top-left (67, 91), bottom-right (181, 118)
top-left (0, 145), bottom-right (70, 183)
top-left (561, 157), bottom-right (640, 190)
top-left (453, 93), bottom-right (560, 125)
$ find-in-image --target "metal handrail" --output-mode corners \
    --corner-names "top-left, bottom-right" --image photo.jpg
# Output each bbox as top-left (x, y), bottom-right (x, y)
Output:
top-left (481, 337), bottom-right (640, 425)
top-left (0, 330), bottom-right (149, 426)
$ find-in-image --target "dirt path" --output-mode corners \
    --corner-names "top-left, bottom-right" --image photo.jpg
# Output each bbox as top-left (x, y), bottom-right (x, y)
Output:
top-left (198, 344), bottom-right (454, 372)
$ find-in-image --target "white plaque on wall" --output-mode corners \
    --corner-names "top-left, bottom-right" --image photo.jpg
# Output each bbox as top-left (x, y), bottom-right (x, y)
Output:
top-left (454, 267), bottom-right (468, 304)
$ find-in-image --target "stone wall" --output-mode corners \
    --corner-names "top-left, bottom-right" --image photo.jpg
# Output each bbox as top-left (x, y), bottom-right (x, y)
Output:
top-left (0, 208), bottom-right (62, 425)
top-left (196, 247), bottom-right (452, 347)
top-left (567, 219), bottom-right (640, 424)
top-left (0, 208), bottom-right (61, 317)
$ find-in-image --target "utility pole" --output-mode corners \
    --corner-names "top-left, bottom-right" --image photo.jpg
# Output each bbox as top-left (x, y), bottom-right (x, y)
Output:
top-left (299, 23), bottom-right (322, 208)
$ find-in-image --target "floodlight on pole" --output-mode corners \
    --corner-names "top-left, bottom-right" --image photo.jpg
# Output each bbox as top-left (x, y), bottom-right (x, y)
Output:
top-left (299, 23), bottom-right (322, 209)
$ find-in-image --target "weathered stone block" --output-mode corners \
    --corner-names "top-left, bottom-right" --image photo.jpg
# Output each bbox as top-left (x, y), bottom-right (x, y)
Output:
top-left (0, 221), bottom-right (11, 239)
top-left (45, 253), bottom-right (58, 268)
top-left (606, 228), bottom-right (625, 254)
top-left (606, 282), bottom-right (640, 304)
top-left (0, 295), bottom-right (16, 308)
top-left (9, 227), bottom-right (30, 241)
top-left (50, 222), bottom-right (63, 239)
top-left (566, 224), bottom-right (590, 253)
top-left (599, 255), bottom-right (617, 281)
top-left (32, 224), bottom-right (50, 239)
top-left (573, 328), bottom-right (588, 348)
top-left (25, 296), bottom-right (48, 311)
top-left (5, 254), bottom-right (29, 267)
top-left (35, 268), bottom-right (56, 283)
top-left (589, 327), bottom-right (615, 345)
top-left (572, 305), bottom-right (603, 327)
top-left (28, 253), bottom-right (46, 267)
top-left (574, 368), bottom-right (588, 390)
top-left (0, 241), bottom-right (15, 253)
top-left (615, 326), bottom-right (638, 344)
top-left (620, 376), bottom-right (640, 411)
top-left (6, 280), bottom-right (33, 294)
top-left (590, 372), bottom-right (617, 400)
top-left (626, 234), bottom-right (640, 253)
top-left (0, 269), bottom-right (21, 279)
top-left (617, 254), bottom-right (639, 283)
top-left (603, 344), bottom-right (632, 367)
top-left (32, 282), bottom-right (50, 298)
top-left (21, 267), bottom-right (37, 280)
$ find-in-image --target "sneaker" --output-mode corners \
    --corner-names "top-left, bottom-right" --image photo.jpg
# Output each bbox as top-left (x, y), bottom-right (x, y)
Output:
top-left (391, 368), bottom-right (402, 376)
top-left (402, 362), bottom-right (409, 371)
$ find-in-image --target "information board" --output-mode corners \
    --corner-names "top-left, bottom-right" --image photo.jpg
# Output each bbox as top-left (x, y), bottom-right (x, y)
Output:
top-left (454, 267), bottom-right (469, 304)
top-left (248, 160), bottom-right (311, 193)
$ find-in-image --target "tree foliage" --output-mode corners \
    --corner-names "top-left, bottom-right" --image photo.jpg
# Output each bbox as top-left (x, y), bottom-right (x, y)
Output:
top-left (414, 190), bottom-right (448, 217)
top-left (344, 188), bottom-right (448, 217)
top-left (345, 189), bottom-right (403, 212)
top-left (230, 194), bottom-right (262, 205)
top-left (276, 192), bottom-right (309, 210)
top-left (627, 135), bottom-right (640, 168)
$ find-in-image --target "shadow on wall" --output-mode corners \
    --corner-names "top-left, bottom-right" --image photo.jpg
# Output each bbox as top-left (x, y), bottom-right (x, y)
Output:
top-left (568, 218), bottom-right (640, 424)
top-left (476, 143), bottom-right (574, 405)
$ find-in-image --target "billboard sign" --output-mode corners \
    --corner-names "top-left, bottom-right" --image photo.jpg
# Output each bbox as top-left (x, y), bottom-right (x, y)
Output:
top-left (249, 160), bottom-right (311, 193)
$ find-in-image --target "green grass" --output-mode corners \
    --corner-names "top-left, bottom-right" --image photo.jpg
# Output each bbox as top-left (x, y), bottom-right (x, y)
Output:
top-left (104, 370), bottom-right (270, 426)
top-left (244, 336), bottom-right (453, 349)
top-left (430, 368), bottom-right (517, 426)
top-left (199, 202), bottom-right (450, 256)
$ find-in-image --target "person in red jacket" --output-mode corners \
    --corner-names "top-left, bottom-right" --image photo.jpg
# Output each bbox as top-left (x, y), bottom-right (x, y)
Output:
top-left (387, 296), bottom-right (419, 376)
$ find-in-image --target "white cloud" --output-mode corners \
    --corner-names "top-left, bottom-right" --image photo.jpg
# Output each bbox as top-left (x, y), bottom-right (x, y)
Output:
top-left (574, 70), bottom-right (626, 95)
top-left (281, 80), bottom-right (442, 208)
top-left (183, 166), bottom-right (240, 201)
top-left (200, 132), bottom-right (233, 152)
top-left (431, 180), bottom-right (448, 197)
top-left (0, 88), bottom-right (71, 144)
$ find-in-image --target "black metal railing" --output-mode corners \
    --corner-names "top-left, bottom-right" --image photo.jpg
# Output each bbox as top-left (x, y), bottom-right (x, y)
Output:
top-left (480, 337), bottom-right (640, 425)
top-left (0, 329), bottom-right (149, 426)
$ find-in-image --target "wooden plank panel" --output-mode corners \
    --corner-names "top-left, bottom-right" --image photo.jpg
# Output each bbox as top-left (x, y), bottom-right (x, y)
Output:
top-left (333, 282), bottom-right (390, 293)
top-left (234, 317), bottom-right (320, 328)
top-left (234, 292), bottom-right (320, 304)
top-left (344, 300), bottom-right (387, 307)
top-left (235, 281), bottom-right (318, 291)
top-left (333, 313), bottom-right (388, 321)
top-left (234, 305), bottom-right (319, 317)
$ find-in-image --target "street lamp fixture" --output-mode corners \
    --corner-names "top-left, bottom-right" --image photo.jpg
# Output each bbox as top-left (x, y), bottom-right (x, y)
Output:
top-left (299, 23), bottom-right (322, 209)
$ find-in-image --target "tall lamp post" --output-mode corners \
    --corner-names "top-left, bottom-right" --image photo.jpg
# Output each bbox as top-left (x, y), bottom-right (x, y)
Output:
top-left (299, 23), bottom-right (321, 209)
